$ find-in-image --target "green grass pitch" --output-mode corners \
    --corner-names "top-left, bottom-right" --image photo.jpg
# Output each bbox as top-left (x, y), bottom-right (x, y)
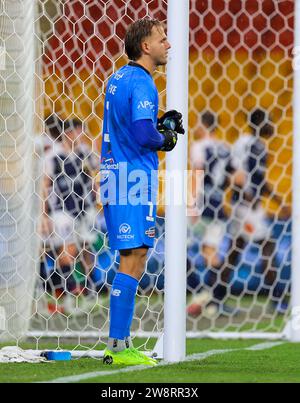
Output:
top-left (0, 339), bottom-right (299, 383)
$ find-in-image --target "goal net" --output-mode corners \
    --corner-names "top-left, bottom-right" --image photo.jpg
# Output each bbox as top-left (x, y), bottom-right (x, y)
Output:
top-left (0, 0), bottom-right (295, 352)
top-left (187, 0), bottom-right (293, 338)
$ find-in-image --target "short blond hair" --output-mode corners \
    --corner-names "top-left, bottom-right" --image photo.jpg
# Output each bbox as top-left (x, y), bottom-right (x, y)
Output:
top-left (125, 18), bottom-right (163, 61)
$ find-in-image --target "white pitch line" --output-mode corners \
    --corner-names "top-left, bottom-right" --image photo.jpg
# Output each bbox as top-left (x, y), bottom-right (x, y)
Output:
top-left (245, 341), bottom-right (284, 351)
top-left (44, 364), bottom-right (149, 383)
top-left (43, 341), bottom-right (285, 384)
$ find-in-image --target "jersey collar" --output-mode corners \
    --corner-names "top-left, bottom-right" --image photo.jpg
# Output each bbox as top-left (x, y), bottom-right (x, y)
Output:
top-left (128, 61), bottom-right (151, 76)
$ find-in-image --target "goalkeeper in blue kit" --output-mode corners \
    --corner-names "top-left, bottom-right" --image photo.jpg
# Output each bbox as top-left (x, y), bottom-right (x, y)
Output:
top-left (100, 18), bottom-right (184, 366)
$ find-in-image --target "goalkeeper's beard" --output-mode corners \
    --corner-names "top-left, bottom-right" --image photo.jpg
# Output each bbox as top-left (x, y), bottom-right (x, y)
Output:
top-left (154, 54), bottom-right (168, 68)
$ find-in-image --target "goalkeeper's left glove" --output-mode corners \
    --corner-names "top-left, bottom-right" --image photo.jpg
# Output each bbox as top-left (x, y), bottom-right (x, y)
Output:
top-left (158, 128), bottom-right (178, 152)
top-left (157, 110), bottom-right (185, 134)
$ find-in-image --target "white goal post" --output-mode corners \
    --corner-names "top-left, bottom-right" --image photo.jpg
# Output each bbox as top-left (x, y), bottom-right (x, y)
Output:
top-left (291, 0), bottom-right (300, 343)
top-left (0, 0), bottom-right (37, 340)
top-left (163, 0), bottom-right (189, 362)
top-left (0, 0), bottom-right (300, 363)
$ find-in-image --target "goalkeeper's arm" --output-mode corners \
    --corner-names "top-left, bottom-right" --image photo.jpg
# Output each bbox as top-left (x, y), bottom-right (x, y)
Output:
top-left (132, 119), bottom-right (178, 152)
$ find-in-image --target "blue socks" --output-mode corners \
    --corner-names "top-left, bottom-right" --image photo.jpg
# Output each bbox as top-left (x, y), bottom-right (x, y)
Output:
top-left (109, 272), bottom-right (139, 341)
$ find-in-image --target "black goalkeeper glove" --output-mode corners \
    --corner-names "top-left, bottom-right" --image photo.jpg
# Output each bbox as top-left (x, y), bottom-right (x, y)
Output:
top-left (158, 127), bottom-right (178, 152)
top-left (157, 110), bottom-right (185, 134)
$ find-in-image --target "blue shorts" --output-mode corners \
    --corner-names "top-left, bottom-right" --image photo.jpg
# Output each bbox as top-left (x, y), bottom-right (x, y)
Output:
top-left (103, 202), bottom-right (157, 250)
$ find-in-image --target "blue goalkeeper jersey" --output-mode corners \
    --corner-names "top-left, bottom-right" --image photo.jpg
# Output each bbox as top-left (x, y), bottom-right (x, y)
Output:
top-left (100, 62), bottom-right (159, 204)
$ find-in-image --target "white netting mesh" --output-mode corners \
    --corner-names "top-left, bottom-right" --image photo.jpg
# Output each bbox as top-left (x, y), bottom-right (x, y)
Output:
top-left (0, 0), bottom-right (294, 349)
top-left (187, 0), bottom-right (293, 334)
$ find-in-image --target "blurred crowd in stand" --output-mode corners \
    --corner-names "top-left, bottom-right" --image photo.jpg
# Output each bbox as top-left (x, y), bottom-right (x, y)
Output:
top-left (187, 109), bottom-right (291, 317)
top-left (37, 110), bottom-right (291, 318)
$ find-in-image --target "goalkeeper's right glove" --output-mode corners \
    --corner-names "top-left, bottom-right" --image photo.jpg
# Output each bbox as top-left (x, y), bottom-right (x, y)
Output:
top-left (157, 110), bottom-right (185, 134)
top-left (158, 127), bottom-right (178, 152)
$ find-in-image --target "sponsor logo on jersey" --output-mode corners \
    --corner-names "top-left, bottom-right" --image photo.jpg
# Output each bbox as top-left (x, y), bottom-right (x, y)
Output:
top-left (137, 100), bottom-right (155, 111)
top-left (119, 223), bottom-right (131, 234)
top-left (117, 223), bottom-right (134, 241)
top-left (104, 157), bottom-right (114, 164)
top-left (100, 156), bottom-right (119, 170)
top-left (145, 227), bottom-right (155, 238)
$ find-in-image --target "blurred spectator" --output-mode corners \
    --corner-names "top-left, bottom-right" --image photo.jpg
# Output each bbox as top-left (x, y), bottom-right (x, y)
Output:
top-left (40, 116), bottom-right (99, 312)
top-left (227, 109), bottom-right (288, 312)
top-left (187, 111), bottom-right (234, 316)
top-left (187, 109), bottom-right (289, 317)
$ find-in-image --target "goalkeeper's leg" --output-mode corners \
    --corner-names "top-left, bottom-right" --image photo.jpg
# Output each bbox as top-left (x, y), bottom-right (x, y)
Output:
top-left (103, 247), bottom-right (157, 366)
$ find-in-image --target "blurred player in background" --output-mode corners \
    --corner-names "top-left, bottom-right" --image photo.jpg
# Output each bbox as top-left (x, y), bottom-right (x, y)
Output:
top-left (188, 109), bottom-right (288, 317)
top-left (41, 116), bottom-right (98, 312)
top-left (228, 109), bottom-right (288, 311)
top-left (100, 18), bottom-right (184, 366)
top-left (187, 111), bottom-right (235, 317)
